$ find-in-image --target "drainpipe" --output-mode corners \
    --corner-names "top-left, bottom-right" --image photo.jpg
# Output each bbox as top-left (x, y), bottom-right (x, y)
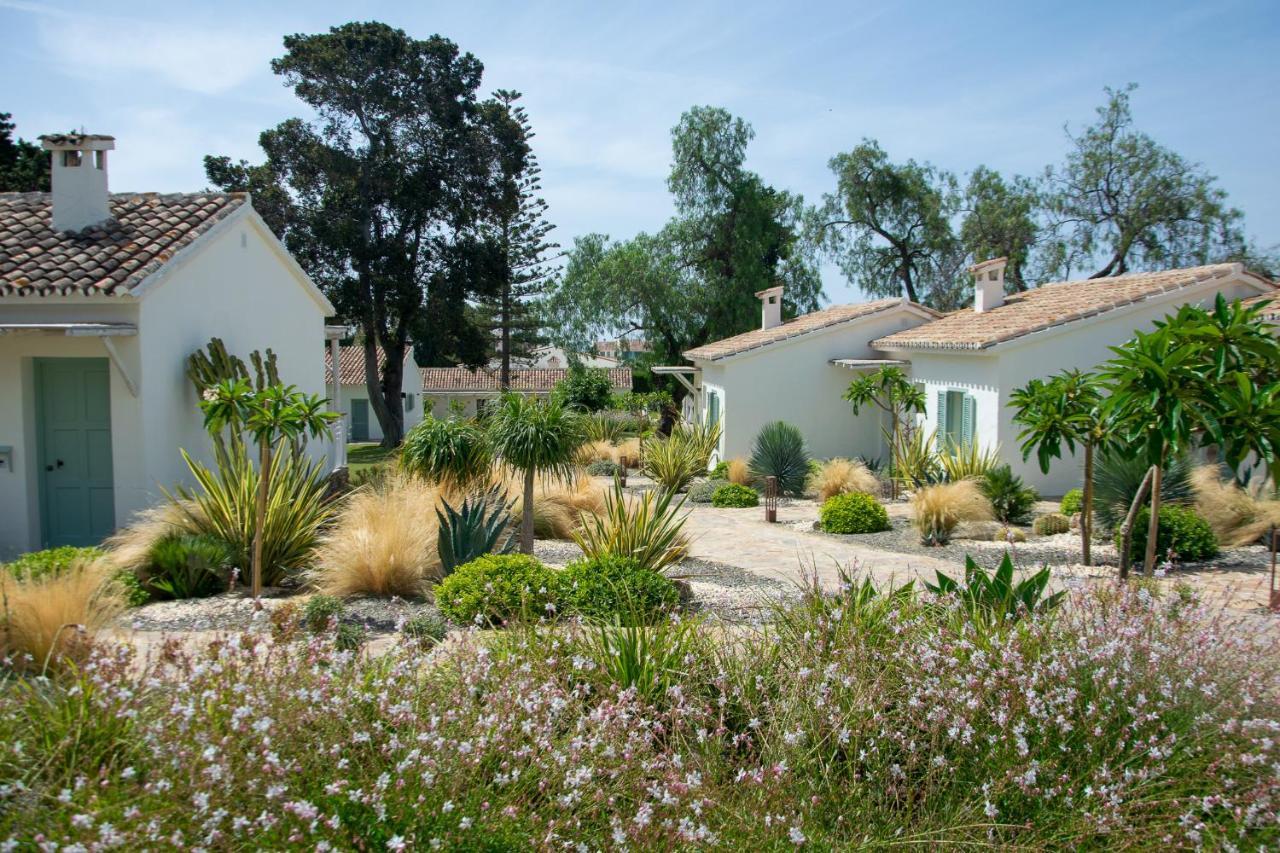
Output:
top-left (326, 332), bottom-right (346, 470)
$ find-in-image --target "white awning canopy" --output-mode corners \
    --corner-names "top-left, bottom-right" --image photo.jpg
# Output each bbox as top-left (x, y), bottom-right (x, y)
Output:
top-left (0, 322), bottom-right (137, 336)
top-left (829, 358), bottom-right (910, 369)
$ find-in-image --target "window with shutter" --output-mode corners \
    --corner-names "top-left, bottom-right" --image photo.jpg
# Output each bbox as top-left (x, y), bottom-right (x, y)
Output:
top-left (936, 391), bottom-right (948, 441)
top-left (961, 394), bottom-right (975, 450)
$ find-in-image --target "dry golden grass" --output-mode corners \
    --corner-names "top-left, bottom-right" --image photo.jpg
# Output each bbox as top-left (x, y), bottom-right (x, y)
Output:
top-left (615, 438), bottom-right (642, 470)
top-left (726, 458), bottom-right (752, 486)
top-left (0, 559), bottom-right (124, 672)
top-left (809, 458), bottom-right (880, 502)
top-left (101, 501), bottom-right (201, 574)
top-left (911, 479), bottom-right (993, 544)
top-left (577, 440), bottom-right (618, 466)
top-left (1192, 466), bottom-right (1280, 547)
top-left (310, 474), bottom-right (442, 598)
top-left (495, 467), bottom-right (607, 540)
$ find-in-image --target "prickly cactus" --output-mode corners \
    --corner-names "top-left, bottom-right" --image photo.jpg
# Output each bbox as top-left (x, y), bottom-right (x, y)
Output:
top-left (1033, 513), bottom-right (1070, 536)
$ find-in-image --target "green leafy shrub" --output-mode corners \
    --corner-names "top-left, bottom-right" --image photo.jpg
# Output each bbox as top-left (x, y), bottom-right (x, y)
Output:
top-left (399, 416), bottom-right (492, 490)
top-left (1116, 505), bottom-right (1218, 564)
top-left (711, 483), bottom-right (758, 508)
top-left (145, 533), bottom-right (233, 600)
top-left (334, 623), bottom-right (366, 652)
top-left (5, 546), bottom-right (149, 607)
top-left (820, 492), bottom-right (890, 534)
top-left (981, 465), bottom-right (1039, 524)
top-left (556, 555), bottom-right (679, 623)
top-left (402, 612), bottom-right (449, 647)
top-left (709, 460), bottom-right (729, 480)
top-left (925, 553), bottom-right (1065, 623)
top-left (436, 487), bottom-right (516, 576)
top-left (748, 421), bottom-right (810, 496)
top-left (1060, 488), bottom-right (1083, 516)
top-left (435, 554), bottom-right (558, 625)
top-left (554, 367), bottom-right (614, 412)
top-left (687, 478), bottom-right (728, 503)
top-left (302, 594), bottom-right (343, 632)
top-left (1094, 453), bottom-right (1193, 530)
top-left (1033, 513), bottom-right (1070, 536)
top-left (586, 459), bottom-right (622, 477)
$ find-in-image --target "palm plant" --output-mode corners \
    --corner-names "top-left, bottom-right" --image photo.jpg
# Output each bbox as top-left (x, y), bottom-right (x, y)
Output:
top-left (400, 416), bottom-right (493, 490)
top-left (843, 366), bottom-right (926, 493)
top-left (573, 481), bottom-right (689, 574)
top-left (748, 421), bottom-right (810, 496)
top-left (486, 394), bottom-right (586, 553)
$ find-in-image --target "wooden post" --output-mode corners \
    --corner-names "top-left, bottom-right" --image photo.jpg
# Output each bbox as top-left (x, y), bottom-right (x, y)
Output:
top-left (1270, 526), bottom-right (1280, 612)
top-left (1118, 465), bottom-right (1156, 581)
top-left (764, 476), bottom-right (778, 523)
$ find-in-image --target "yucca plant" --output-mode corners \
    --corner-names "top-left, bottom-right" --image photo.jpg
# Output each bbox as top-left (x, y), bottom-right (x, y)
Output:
top-left (573, 481), bottom-right (689, 574)
top-left (888, 425), bottom-right (941, 490)
top-left (748, 421), bottom-right (810, 496)
top-left (400, 416), bottom-right (493, 490)
top-left (938, 439), bottom-right (1002, 482)
top-left (167, 447), bottom-right (336, 588)
top-left (581, 414), bottom-right (632, 444)
top-left (1093, 452), bottom-right (1193, 530)
top-left (641, 420), bottom-right (722, 493)
top-left (925, 552), bottom-right (1065, 623)
top-left (436, 487), bottom-right (517, 576)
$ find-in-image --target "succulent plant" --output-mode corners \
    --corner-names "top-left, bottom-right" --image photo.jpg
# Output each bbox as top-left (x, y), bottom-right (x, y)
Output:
top-left (436, 487), bottom-right (517, 576)
top-left (1033, 513), bottom-right (1071, 536)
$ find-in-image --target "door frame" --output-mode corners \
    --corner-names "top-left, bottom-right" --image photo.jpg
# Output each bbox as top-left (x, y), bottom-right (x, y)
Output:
top-left (350, 398), bottom-right (370, 443)
top-left (34, 357), bottom-right (115, 548)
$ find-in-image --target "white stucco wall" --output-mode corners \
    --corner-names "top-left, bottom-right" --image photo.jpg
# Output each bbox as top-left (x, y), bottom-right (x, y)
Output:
top-left (694, 306), bottom-right (935, 465)
top-left (338, 353), bottom-right (424, 443)
top-left (882, 276), bottom-right (1271, 496)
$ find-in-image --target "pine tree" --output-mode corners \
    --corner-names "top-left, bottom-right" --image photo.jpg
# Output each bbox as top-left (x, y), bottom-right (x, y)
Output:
top-left (481, 90), bottom-right (558, 389)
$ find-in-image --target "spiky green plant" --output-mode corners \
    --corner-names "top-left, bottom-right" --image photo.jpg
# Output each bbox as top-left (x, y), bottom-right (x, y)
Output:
top-left (938, 439), bottom-right (1003, 482)
top-left (581, 414), bottom-right (632, 444)
top-left (486, 394), bottom-right (586, 553)
top-left (436, 487), bottom-right (517, 576)
top-left (641, 420), bottom-right (722, 493)
top-left (1092, 452), bottom-right (1193, 530)
top-left (400, 416), bottom-right (493, 490)
top-left (145, 534), bottom-right (234, 600)
top-left (888, 426), bottom-right (942, 490)
top-left (573, 481), bottom-right (689, 574)
top-left (748, 421), bottom-right (810, 496)
top-left (925, 553), bottom-right (1065, 623)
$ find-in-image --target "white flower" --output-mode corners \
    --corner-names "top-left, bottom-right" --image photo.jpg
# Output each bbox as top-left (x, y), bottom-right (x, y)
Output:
top-left (789, 825), bottom-right (806, 845)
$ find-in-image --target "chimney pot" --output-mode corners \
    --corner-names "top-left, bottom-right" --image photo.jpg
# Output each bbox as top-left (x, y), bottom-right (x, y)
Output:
top-left (756, 285), bottom-right (784, 330)
top-left (970, 257), bottom-right (1008, 313)
top-left (39, 133), bottom-right (115, 233)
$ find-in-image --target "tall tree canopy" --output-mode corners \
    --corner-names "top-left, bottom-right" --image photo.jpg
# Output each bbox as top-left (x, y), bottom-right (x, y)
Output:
top-left (206, 22), bottom-right (520, 445)
top-left (1040, 84), bottom-right (1247, 280)
top-left (549, 106), bottom-right (822, 383)
top-left (959, 166), bottom-right (1038, 291)
top-left (0, 113), bottom-right (50, 192)
top-left (477, 89), bottom-right (557, 389)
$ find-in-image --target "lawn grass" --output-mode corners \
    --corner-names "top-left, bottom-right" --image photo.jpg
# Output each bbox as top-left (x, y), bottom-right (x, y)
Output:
top-left (347, 441), bottom-right (397, 478)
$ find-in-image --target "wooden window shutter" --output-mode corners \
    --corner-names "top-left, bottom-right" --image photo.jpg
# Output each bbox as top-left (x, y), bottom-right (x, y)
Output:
top-left (936, 391), bottom-right (948, 442)
top-left (961, 394), bottom-right (975, 450)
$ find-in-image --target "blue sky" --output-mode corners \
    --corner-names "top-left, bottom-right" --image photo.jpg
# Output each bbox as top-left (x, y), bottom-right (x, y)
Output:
top-left (2, 0), bottom-right (1277, 303)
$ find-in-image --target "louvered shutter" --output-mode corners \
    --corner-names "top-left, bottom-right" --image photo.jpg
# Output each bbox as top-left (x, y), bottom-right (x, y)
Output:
top-left (936, 391), bottom-right (948, 443)
top-left (961, 394), bottom-right (975, 450)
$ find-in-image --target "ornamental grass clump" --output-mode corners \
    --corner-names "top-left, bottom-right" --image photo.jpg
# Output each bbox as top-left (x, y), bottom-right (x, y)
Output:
top-left (0, 559), bottom-right (124, 673)
top-left (911, 479), bottom-right (993, 545)
top-left (4, 578), bottom-right (1278, 848)
top-left (808, 457), bottom-right (879, 502)
top-left (1191, 465), bottom-right (1280, 546)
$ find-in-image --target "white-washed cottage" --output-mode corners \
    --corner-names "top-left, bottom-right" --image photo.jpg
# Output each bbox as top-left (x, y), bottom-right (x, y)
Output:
top-left (324, 343), bottom-right (424, 443)
top-left (0, 133), bottom-right (337, 558)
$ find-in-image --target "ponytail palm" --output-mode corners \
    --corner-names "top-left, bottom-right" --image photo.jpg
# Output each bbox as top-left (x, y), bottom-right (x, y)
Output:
top-left (487, 394), bottom-right (586, 553)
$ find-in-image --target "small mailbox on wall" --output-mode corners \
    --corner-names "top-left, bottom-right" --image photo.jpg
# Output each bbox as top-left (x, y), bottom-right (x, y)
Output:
top-left (0, 446), bottom-right (11, 472)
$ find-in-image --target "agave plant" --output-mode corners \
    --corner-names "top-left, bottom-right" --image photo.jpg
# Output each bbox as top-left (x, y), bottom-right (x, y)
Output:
top-left (924, 552), bottom-right (1065, 623)
top-left (573, 481), bottom-right (689, 574)
top-left (436, 487), bottom-right (518, 576)
top-left (748, 421), bottom-right (810, 496)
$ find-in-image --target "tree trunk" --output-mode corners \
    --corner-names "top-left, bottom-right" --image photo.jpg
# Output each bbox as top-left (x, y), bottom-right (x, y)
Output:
top-left (520, 467), bottom-right (536, 554)
top-left (362, 334), bottom-right (406, 448)
top-left (1118, 465), bottom-right (1155, 580)
top-left (252, 440), bottom-right (271, 598)
top-left (1143, 463), bottom-right (1163, 576)
top-left (1081, 444), bottom-right (1094, 566)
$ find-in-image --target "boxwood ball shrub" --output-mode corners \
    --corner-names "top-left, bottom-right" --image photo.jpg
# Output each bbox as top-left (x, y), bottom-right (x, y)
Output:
top-left (820, 491), bottom-right (890, 534)
top-left (711, 483), bottom-right (759, 508)
top-left (556, 555), bottom-right (679, 622)
top-left (1060, 488), bottom-right (1084, 516)
top-left (687, 478), bottom-right (729, 503)
top-left (435, 553), bottom-right (558, 625)
top-left (1116, 505), bottom-right (1218, 564)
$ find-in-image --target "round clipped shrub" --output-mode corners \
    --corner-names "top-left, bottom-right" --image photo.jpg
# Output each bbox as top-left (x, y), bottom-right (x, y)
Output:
top-left (820, 492), bottom-right (889, 534)
top-left (435, 554), bottom-right (558, 625)
top-left (556, 555), bottom-right (679, 623)
top-left (711, 483), bottom-right (759, 508)
top-left (1033, 513), bottom-right (1070, 536)
top-left (687, 478), bottom-right (728, 503)
top-left (1117, 505), bottom-right (1218, 565)
top-left (586, 459), bottom-right (622, 477)
top-left (1060, 488), bottom-right (1084, 516)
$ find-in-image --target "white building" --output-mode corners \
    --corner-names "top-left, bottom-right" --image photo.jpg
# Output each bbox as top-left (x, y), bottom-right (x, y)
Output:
top-left (324, 343), bottom-right (423, 443)
top-left (502, 345), bottom-right (619, 370)
top-left (677, 261), bottom-right (1276, 494)
top-left (421, 366), bottom-right (632, 418)
top-left (0, 133), bottom-right (336, 558)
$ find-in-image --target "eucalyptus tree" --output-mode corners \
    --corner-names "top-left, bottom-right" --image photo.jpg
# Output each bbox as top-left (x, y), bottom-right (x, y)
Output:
top-left (486, 394), bottom-right (585, 553)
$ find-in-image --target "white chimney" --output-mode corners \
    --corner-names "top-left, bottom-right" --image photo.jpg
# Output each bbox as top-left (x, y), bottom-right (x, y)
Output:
top-left (756, 285), bottom-right (783, 330)
top-left (39, 133), bottom-right (115, 233)
top-left (970, 257), bottom-right (1007, 313)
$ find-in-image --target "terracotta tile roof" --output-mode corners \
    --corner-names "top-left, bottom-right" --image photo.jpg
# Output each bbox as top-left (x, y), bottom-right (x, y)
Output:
top-left (1242, 293), bottom-right (1280, 320)
top-left (421, 366), bottom-right (633, 393)
top-left (324, 344), bottom-right (389, 386)
top-left (0, 191), bottom-right (247, 296)
top-left (683, 298), bottom-right (931, 362)
top-left (873, 263), bottom-right (1277, 351)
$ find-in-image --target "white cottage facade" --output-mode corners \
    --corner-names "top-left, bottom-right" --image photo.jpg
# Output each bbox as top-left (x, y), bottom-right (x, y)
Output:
top-left (324, 343), bottom-right (424, 443)
top-left (0, 133), bottom-right (336, 558)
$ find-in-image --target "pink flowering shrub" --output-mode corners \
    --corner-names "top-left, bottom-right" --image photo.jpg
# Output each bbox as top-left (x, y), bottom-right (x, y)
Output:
top-left (1, 580), bottom-right (1277, 848)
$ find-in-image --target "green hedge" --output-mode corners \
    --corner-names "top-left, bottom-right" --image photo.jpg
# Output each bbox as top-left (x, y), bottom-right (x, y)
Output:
top-left (711, 483), bottom-right (758, 508)
top-left (820, 492), bottom-right (889, 534)
top-left (1116, 505), bottom-right (1218, 564)
top-left (1060, 488), bottom-right (1083, 516)
top-left (4, 546), bottom-right (149, 607)
top-left (435, 554), bottom-right (558, 625)
top-left (556, 555), bottom-right (679, 623)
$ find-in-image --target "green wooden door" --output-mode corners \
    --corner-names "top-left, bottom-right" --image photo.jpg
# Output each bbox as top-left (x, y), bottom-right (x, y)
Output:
top-left (350, 399), bottom-right (370, 442)
top-left (36, 358), bottom-right (115, 547)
